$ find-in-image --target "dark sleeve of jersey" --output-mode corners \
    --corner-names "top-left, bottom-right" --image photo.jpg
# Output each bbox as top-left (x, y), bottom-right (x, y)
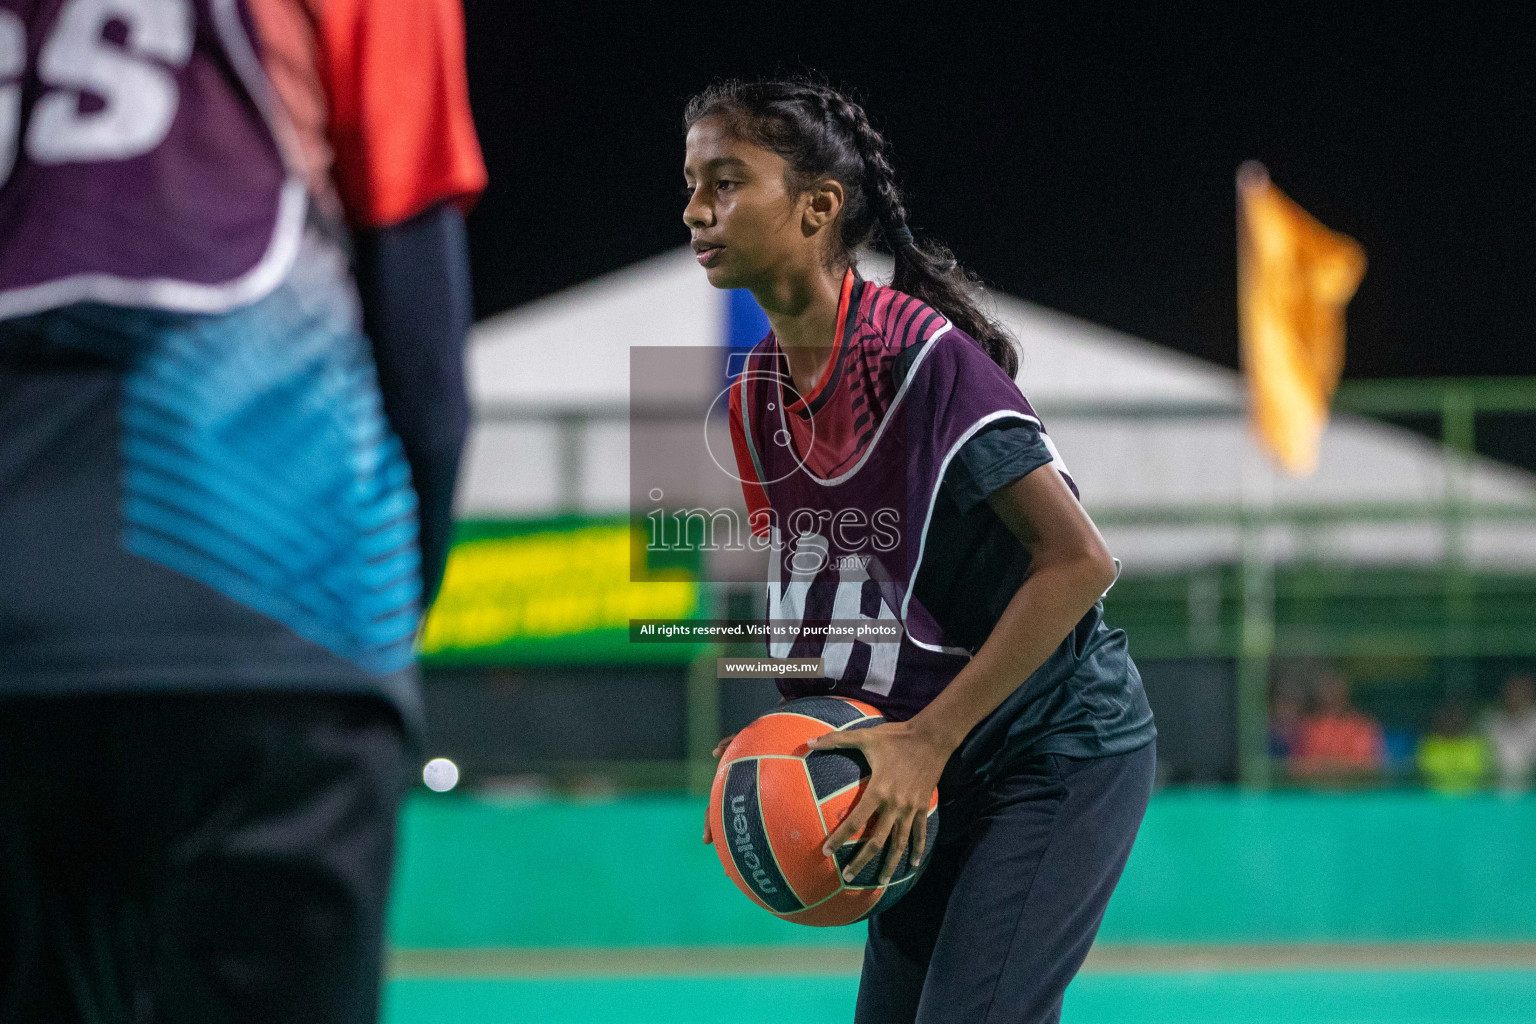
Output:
top-left (945, 421), bottom-right (1054, 515)
top-left (890, 339), bottom-right (1054, 515)
top-left (352, 201), bottom-right (472, 608)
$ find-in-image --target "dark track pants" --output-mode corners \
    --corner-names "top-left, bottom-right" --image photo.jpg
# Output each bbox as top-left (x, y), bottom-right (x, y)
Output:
top-left (855, 741), bottom-right (1156, 1024)
top-left (0, 694), bottom-right (408, 1024)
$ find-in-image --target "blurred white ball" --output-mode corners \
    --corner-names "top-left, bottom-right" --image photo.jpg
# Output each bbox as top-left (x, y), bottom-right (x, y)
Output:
top-left (423, 757), bottom-right (460, 792)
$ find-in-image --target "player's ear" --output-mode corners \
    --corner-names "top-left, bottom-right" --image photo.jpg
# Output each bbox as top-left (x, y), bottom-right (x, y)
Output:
top-left (802, 178), bottom-right (845, 234)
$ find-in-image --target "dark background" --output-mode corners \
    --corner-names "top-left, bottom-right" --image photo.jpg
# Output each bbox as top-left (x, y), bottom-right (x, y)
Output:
top-left (462, 5), bottom-right (1534, 393)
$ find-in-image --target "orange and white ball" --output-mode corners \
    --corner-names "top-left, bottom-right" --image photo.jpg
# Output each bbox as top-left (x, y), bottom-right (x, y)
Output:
top-left (708, 696), bottom-right (939, 927)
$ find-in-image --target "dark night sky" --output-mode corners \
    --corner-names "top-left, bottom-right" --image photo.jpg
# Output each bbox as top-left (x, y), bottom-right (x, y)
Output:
top-left (462, 3), bottom-right (1536, 382)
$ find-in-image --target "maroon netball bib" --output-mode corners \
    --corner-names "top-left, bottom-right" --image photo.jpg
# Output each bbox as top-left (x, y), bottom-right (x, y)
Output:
top-left (734, 290), bottom-right (1062, 721)
top-left (0, 0), bottom-right (300, 319)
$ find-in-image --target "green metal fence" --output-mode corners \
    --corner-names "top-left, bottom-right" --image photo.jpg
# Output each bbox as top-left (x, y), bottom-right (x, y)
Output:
top-left (475, 377), bottom-right (1536, 792)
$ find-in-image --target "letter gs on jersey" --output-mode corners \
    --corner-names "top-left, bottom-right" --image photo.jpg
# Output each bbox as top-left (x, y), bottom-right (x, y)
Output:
top-left (0, 0), bottom-right (194, 187)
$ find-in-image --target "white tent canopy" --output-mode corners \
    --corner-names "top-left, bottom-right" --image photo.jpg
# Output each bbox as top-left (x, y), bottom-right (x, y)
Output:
top-left (464, 247), bottom-right (1536, 570)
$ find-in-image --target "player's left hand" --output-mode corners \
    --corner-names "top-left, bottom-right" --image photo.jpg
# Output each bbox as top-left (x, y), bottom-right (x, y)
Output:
top-left (703, 732), bottom-right (742, 844)
top-left (807, 721), bottom-right (950, 886)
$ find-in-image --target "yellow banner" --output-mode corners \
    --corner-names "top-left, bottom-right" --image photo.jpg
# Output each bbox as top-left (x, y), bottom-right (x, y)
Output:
top-left (420, 520), bottom-right (698, 661)
top-left (1237, 162), bottom-right (1367, 476)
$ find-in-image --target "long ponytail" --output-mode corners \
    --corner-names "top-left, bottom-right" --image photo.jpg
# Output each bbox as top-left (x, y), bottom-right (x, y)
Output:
top-left (685, 79), bottom-right (1019, 377)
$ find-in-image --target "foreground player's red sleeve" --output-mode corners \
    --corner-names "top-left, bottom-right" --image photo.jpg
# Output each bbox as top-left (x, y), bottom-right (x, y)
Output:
top-left (728, 379), bottom-right (773, 537)
top-left (318, 0), bottom-right (488, 228)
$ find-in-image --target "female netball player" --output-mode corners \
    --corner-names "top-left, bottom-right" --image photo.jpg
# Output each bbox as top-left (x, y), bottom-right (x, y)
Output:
top-left (686, 80), bottom-right (1157, 1023)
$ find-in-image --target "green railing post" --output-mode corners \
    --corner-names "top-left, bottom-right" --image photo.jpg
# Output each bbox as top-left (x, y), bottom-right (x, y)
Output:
top-left (1440, 385), bottom-right (1476, 564)
top-left (555, 411), bottom-right (583, 514)
top-left (685, 642), bottom-right (723, 796)
top-left (684, 583), bottom-right (726, 796)
top-left (1185, 567), bottom-right (1223, 655)
top-left (1441, 386), bottom-right (1477, 695)
top-left (1237, 509), bottom-right (1275, 789)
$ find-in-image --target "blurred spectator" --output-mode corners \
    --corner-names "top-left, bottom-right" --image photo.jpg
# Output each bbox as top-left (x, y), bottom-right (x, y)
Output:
top-left (1290, 670), bottom-right (1385, 780)
top-left (1380, 727), bottom-right (1420, 777)
top-left (1417, 701), bottom-right (1490, 795)
top-left (1268, 684), bottom-right (1304, 759)
top-left (1485, 673), bottom-right (1536, 792)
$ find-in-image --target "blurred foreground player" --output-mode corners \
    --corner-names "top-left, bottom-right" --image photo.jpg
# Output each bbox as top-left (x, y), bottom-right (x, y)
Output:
top-left (0, 1), bottom-right (485, 1021)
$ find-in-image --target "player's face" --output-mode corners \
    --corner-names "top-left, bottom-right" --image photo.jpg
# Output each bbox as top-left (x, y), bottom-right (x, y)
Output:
top-left (683, 118), bottom-right (814, 290)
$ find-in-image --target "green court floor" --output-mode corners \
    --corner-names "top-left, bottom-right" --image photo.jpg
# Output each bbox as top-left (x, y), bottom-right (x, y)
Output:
top-left (384, 968), bottom-right (1536, 1024)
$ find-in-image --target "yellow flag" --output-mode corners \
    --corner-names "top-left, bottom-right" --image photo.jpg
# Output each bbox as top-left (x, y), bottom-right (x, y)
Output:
top-left (1237, 162), bottom-right (1366, 475)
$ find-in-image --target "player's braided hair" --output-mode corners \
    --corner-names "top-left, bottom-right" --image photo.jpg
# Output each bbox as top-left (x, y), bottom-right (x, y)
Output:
top-left (685, 78), bottom-right (1019, 377)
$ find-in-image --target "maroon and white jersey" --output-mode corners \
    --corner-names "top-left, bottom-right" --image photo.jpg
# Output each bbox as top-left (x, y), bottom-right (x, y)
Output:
top-left (728, 270), bottom-right (1075, 721)
top-left (0, 0), bottom-right (303, 319)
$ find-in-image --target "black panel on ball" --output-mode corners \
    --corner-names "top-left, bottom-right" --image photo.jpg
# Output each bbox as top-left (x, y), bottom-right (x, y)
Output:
top-left (806, 748), bottom-right (868, 800)
top-left (777, 696), bottom-right (871, 728)
top-left (722, 760), bottom-right (804, 914)
top-left (833, 805), bottom-right (940, 909)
